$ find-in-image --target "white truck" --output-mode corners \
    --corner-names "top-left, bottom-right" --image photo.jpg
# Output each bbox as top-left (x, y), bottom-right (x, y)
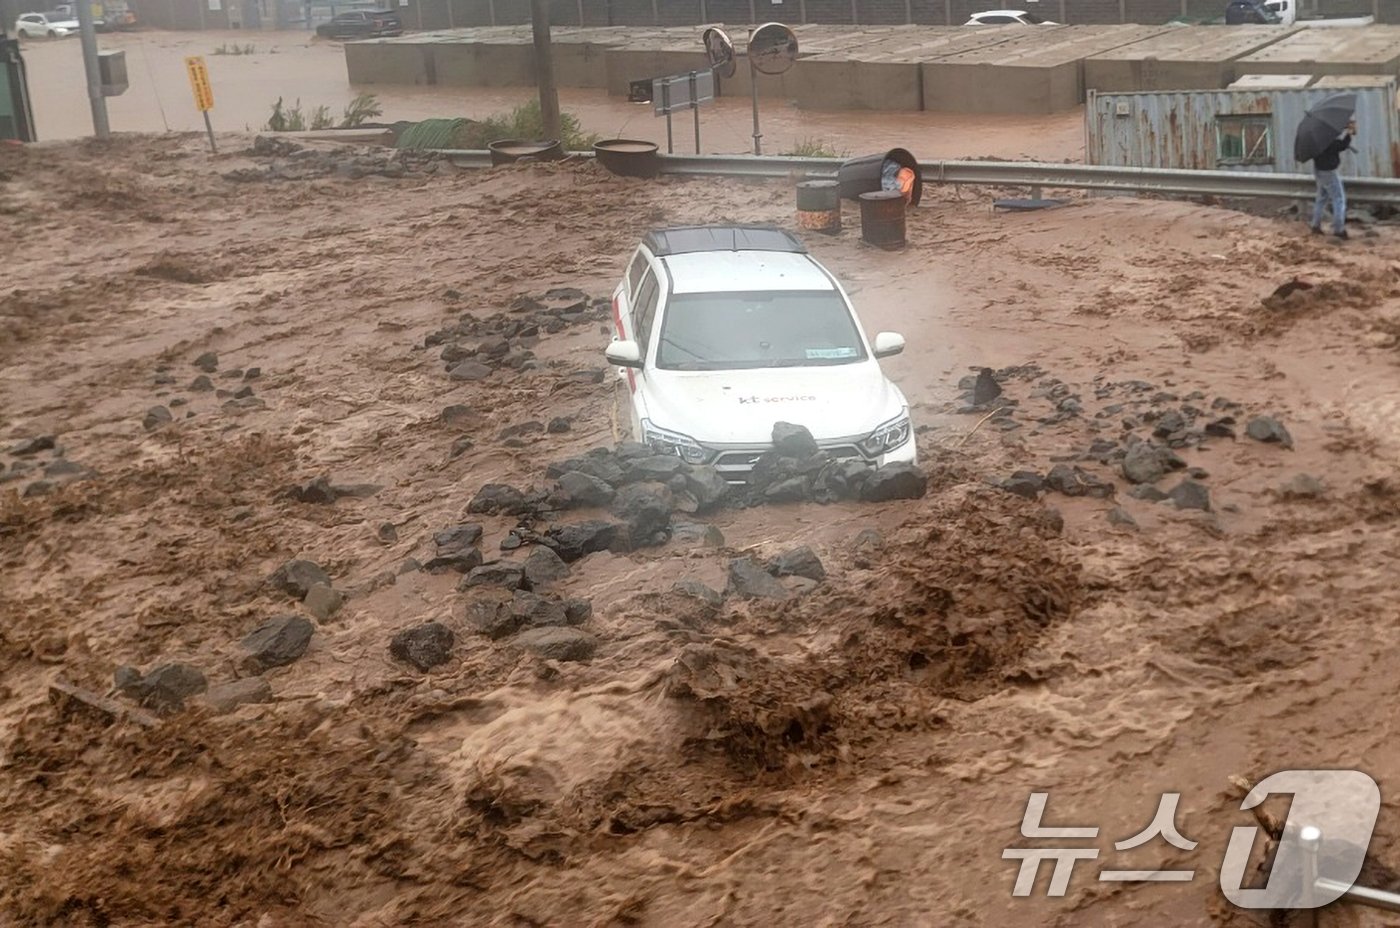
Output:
top-left (1225, 0), bottom-right (1373, 26)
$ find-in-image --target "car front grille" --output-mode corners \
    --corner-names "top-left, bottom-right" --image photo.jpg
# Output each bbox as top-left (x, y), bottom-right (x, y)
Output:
top-left (713, 444), bottom-right (865, 483)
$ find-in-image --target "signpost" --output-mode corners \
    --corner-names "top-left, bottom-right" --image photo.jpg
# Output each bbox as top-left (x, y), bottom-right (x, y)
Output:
top-left (184, 55), bottom-right (216, 153)
top-left (652, 69), bottom-right (714, 154)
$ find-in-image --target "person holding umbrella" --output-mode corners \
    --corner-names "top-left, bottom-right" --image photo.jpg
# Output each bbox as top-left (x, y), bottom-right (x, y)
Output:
top-left (1295, 93), bottom-right (1357, 240)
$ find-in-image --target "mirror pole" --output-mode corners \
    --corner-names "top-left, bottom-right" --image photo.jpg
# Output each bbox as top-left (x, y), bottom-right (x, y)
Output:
top-left (749, 52), bottom-right (761, 155)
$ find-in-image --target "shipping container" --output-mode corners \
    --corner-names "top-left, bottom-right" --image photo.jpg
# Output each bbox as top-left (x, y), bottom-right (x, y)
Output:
top-left (1086, 80), bottom-right (1400, 177)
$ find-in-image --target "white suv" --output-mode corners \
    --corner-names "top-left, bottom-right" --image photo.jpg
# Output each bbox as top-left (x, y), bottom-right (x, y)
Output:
top-left (15, 12), bottom-right (79, 37)
top-left (604, 225), bottom-right (916, 483)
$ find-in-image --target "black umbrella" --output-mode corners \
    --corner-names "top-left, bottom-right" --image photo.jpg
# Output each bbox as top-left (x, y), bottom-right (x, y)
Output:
top-left (1295, 92), bottom-right (1356, 163)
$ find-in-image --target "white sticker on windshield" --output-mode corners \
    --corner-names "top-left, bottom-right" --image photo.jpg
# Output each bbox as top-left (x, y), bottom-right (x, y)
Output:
top-left (805, 347), bottom-right (857, 359)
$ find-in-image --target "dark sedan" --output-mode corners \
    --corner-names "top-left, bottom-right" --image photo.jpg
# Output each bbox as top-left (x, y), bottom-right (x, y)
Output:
top-left (316, 10), bottom-right (403, 39)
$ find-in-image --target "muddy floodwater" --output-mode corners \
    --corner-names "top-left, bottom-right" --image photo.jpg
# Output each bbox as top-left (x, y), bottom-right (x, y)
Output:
top-left (20, 28), bottom-right (1084, 159)
top-left (3, 51), bottom-right (1400, 928)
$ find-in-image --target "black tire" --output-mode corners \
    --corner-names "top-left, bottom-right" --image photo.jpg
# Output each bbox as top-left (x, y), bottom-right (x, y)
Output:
top-left (47, 29), bottom-right (58, 38)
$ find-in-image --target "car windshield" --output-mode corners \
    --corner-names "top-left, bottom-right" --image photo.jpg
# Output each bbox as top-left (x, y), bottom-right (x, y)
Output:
top-left (655, 289), bottom-right (867, 371)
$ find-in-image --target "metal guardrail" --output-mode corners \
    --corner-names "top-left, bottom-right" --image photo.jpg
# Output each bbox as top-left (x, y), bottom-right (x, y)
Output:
top-left (437, 149), bottom-right (1400, 204)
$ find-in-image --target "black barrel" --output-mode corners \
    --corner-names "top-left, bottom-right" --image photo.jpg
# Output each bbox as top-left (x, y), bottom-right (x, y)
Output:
top-left (838, 147), bottom-right (922, 207)
top-left (593, 139), bottom-right (661, 178)
top-left (796, 179), bottom-right (841, 234)
top-left (859, 190), bottom-right (905, 249)
top-left (796, 179), bottom-right (839, 211)
top-left (488, 138), bottom-right (564, 166)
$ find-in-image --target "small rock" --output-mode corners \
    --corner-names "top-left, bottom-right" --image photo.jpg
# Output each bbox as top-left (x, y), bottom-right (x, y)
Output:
top-left (547, 417), bottom-right (571, 434)
top-left (1167, 479), bottom-right (1211, 512)
top-left (1107, 507), bottom-right (1138, 529)
top-left (290, 475), bottom-right (338, 505)
top-left (1045, 463), bottom-right (1114, 499)
top-left (1121, 443), bottom-right (1165, 485)
top-left (764, 476), bottom-right (810, 503)
top-left (22, 480), bottom-right (54, 498)
top-left (611, 482), bottom-right (673, 547)
top-left (440, 404), bottom-right (479, 428)
top-left (861, 463), bottom-right (928, 502)
top-left (389, 621), bottom-right (455, 671)
top-left (234, 386), bottom-right (255, 400)
top-left (998, 471), bottom-right (1044, 500)
top-left (303, 583), bottom-right (344, 621)
top-left (193, 351), bottom-right (219, 373)
top-left (244, 367), bottom-right (261, 380)
top-left (512, 626), bottom-right (598, 662)
top-left (43, 459), bottom-right (87, 479)
top-left (772, 422), bottom-right (819, 458)
top-left (450, 437), bottom-right (475, 459)
top-left (425, 523), bottom-right (485, 574)
top-left (727, 556), bottom-right (790, 600)
top-left (200, 677), bottom-right (273, 715)
top-left (189, 375), bottom-right (214, 392)
top-left (1280, 473), bottom-right (1325, 499)
top-left (240, 616), bottom-right (314, 672)
top-left (681, 465), bottom-right (730, 513)
top-left (554, 471), bottom-right (615, 508)
top-left (624, 454), bottom-right (686, 484)
top-left (971, 368), bottom-right (1002, 405)
top-left (269, 559), bottom-right (331, 599)
top-left (672, 579), bottom-right (724, 610)
top-left (462, 561), bottom-right (526, 590)
top-left (143, 406), bottom-right (174, 431)
top-left (522, 545), bottom-right (571, 589)
top-left (564, 598), bottom-right (593, 625)
top-left (1128, 485), bottom-right (1169, 502)
top-left (1246, 416), bottom-right (1293, 449)
top-left (134, 662), bottom-right (208, 711)
top-left (669, 520), bottom-right (725, 548)
top-left (1204, 418), bottom-right (1236, 439)
top-left (465, 598), bottom-right (516, 639)
top-left (113, 665), bottom-right (142, 692)
top-left (10, 435), bottom-right (55, 456)
top-left (546, 520), bottom-right (619, 562)
top-left (770, 545), bottom-right (826, 581)
top-left (449, 360), bottom-right (493, 382)
top-left (467, 484), bottom-right (530, 516)
top-left (377, 522), bottom-right (399, 544)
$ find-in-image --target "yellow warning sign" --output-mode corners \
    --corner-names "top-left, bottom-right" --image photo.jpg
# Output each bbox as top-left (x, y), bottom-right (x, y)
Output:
top-left (185, 56), bottom-right (214, 112)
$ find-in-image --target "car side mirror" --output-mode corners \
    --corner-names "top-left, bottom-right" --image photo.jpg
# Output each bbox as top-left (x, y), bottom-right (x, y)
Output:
top-left (606, 339), bottom-right (644, 369)
top-left (873, 332), bottom-right (905, 358)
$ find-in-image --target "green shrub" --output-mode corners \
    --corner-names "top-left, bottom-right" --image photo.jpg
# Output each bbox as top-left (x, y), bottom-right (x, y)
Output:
top-left (783, 137), bottom-right (847, 158)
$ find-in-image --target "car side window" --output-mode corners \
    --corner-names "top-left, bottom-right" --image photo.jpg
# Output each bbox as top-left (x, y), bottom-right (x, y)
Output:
top-left (984, 15), bottom-right (1014, 23)
top-left (632, 269), bottom-right (660, 358)
top-left (626, 251), bottom-right (648, 299)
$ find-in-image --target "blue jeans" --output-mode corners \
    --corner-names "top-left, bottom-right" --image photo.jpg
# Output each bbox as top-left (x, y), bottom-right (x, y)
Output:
top-left (1312, 170), bottom-right (1346, 234)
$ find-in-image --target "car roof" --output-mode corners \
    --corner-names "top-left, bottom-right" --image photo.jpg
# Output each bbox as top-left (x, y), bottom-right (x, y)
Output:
top-left (642, 224), bottom-right (807, 257)
top-left (662, 250), bottom-right (835, 294)
top-left (974, 9), bottom-right (1029, 14)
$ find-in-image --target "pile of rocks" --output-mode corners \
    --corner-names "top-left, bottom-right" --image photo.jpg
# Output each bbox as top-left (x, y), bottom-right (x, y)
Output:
top-left (1, 433), bottom-right (93, 498)
top-left (424, 288), bottom-right (611, 383)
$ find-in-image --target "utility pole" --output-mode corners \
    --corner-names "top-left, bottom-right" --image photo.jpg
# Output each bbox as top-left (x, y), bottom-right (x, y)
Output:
top-left (76, 0), bottom-right (110, 138)
top-left (530, 0), bottom-right (561, 142)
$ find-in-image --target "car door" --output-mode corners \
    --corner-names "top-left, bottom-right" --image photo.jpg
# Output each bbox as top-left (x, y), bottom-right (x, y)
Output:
top-left (623, 267), bottom-right (660, 424)
top-left (18, 14), bottom-right (37, 35)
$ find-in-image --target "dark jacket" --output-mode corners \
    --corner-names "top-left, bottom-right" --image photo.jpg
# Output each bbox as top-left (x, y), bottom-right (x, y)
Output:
top-left (1314, 134), bottom-right (1352, 172)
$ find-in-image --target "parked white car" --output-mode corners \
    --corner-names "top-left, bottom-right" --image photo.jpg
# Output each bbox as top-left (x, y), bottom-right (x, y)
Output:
top-left (964, 9), bottom-right (1057, 24)
top-left (14, 11), bottom-right (80, 37)
top-left (605, 225), bottom-right (915, 483)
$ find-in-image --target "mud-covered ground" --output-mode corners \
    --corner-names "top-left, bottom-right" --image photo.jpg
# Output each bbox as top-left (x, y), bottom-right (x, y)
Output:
top-left (2, 134), bottom-right (1400, 927)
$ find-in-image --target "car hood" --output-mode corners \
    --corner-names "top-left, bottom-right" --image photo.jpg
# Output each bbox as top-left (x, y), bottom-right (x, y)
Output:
top-left (641, 363), bottom-right (907, 446)
top-left (49, 19), bottom-right (79, 26)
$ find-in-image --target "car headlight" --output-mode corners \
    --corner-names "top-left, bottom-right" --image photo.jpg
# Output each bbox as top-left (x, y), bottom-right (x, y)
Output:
top-left (641, 420), bottom-right (714, 465)
top-left (858, 413), bottom-right (912, 457)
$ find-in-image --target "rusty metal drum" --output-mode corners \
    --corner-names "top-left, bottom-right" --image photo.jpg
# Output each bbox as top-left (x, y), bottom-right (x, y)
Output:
top-left (858, 190), bottom-right (905, 248)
